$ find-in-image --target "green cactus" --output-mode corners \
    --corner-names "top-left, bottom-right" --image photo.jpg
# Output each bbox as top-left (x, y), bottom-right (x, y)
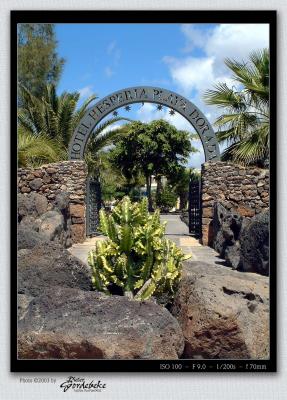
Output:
top-left (88, 196), bottom-right (191, 302)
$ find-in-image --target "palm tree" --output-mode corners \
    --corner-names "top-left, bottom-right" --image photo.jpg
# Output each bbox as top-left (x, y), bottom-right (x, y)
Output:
top-left (18, 126), bottom-right (64, 168)
top-left (18, 83), bottom-right (130, 168)
top-left (18, 83), bottom-right (97, 148)
top-left (203, 49), bottom-right (269, 166)
top-left (85, 117), bottom-right (131, 178)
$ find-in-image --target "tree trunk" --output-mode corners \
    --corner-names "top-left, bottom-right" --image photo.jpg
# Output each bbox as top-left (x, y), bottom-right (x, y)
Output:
top-left (146, 175), bottom-right (153, 211)
top-left (155, 175), bottom-right (162, 205)
top-left (179, 192), bottom-right (188, 210)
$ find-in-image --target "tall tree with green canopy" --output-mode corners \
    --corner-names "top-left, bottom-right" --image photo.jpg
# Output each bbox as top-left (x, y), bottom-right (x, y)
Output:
top-left (110, 119), bottom-right (197, 210)
top-left (203, 48), bottom-right (269, 166)
top-left (18, 23), bottom-right (65, 103)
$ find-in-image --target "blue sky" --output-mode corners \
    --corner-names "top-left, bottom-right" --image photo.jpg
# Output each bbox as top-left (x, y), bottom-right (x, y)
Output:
top-left (55, 23), bottom-right (269, 168)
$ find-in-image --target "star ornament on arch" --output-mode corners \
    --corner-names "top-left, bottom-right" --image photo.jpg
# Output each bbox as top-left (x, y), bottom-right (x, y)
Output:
top-left (169, 109), bottom-right (175, 116)
top-left (156, 104), bottom-right (163, 111)
top-left (125, 105), bottom-right (131, 112)
top-left (113, 111), bottom-right (118, 116)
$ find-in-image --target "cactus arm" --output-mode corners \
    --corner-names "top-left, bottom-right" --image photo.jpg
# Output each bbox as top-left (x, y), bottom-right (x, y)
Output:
top-left (134, 279), bottom-right (156, 300)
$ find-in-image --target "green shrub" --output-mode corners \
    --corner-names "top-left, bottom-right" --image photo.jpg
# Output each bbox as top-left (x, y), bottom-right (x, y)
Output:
top-left (156, 186), bottom-right (178, 212)
top-left (88, 196), bottom-right (191, 302)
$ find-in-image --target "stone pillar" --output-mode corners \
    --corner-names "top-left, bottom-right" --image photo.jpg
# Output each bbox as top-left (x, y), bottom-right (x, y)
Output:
top-left (18, 161), bottom-right (88, 244)
top-left (69, 203), bottom-right (86, 243)
top-left (201, 162), bottom-right (269, 246)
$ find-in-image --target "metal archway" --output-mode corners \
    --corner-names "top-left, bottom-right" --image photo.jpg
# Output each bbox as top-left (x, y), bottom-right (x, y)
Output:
top-left (68, 86), bottom-right (220, 161)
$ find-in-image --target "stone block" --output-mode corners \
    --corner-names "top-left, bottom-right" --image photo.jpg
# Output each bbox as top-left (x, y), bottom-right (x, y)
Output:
top-left (202, 207), bottom-right (213, 218)
top-left (42, 174), bottom-right (51, 184)
top-left (201, 223), bottom-right (213, 246)
top-left (46, 167), bottom-right (57, 174)
top-left (71, 224), bottom-right (85, 243)
top-left (72, 217), bottom-right (85, 224)
top-left (70, 204), bottom-right (85, 218)
top-left (33, 170), bottom-right (43, 178)
top-left (21, 186), bottom-right (31, 193)
top-left (202, 193), bottom-right (212, 201)
top-left (237, 205), bottom-right (255, 217)
top-left (29, 178), bottom-right (43, 190)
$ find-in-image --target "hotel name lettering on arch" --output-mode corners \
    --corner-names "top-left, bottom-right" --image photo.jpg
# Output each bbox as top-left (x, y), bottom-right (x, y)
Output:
top-left (69, 86), bottom-right (220, 162)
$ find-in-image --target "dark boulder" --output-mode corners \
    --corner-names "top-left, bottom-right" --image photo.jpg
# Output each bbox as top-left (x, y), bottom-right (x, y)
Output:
top-left (18, 286), bottom-right (184, 359)
top-left (225, 242), bottom-right (241, 270)
top-left (18, 225), bottom-right (49, 250)
top-left (38, 210), bottom-right (64, 241)
top-left (18, 192), bottom-right (48, 220)
top-left (18, 294), bottom-right (34, 321)
top-left (29, 178), bottom-right (43, 191)
top-left (212, 203), bottom-right (270, 276)
top-left (213, 202), bottom-right (243, 257)
top-left (19, 215), bottom-right (42, 231)
top-left (171, 261), bottom-right (269, 360)
top-left (55, 191), bottom-right (70, 212)
top-left (18, 209), bottom-right (65, 247)
top-left (18, 242), bottom-right (93, 297)
top-left (239, 211), bottom-right (269, 275)
top-left (18, 191), bottom-right (70, 247)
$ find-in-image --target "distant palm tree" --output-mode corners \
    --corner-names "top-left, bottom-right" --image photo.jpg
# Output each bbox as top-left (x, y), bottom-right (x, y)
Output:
top-left (204, 49), bottom-right (269, 166)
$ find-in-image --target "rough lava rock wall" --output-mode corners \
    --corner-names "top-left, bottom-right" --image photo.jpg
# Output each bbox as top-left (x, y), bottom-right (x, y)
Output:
top-left (201, 161), bottom-right (269, 246)
top-left (18, 161), bottom-right (87, 243)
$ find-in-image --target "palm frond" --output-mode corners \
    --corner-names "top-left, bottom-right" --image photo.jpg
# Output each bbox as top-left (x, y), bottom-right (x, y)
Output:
top-left (18, 83), bottom-right (98, 157)
top-left (18, 127), bottom-right (65, 168)
top-left (203, 83), bottom-right (247, 111)
top-left (92, 117), bottom-right (132, 137)
top-left (72, 94), bottom-right (98, 129)
top-left (204, 48), bottom-right (269, 166)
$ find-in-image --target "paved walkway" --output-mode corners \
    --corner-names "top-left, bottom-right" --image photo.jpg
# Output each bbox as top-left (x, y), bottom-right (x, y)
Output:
top-left (68, 214), bottom-right (226, 266)
top-left (160, 214), bottom-right (189, 236)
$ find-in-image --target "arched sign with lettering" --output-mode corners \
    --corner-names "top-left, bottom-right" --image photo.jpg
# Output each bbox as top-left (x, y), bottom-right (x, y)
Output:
top-left (68, 86), bottom-right (220, 161)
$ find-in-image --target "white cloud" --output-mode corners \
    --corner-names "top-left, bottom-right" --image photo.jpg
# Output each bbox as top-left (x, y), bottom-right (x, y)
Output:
top-left (99, 122), bottom-right (122, 135)
top-left (78, 85), bottom-right (94, 99)
top-left (104, 66), bottom-right (114, 78)
top-left (181, 24), bottom-right (210, 52)
top-left (187, 151), bottom-right (205, 169)
top-left (162, 22), bottom-right (269, 134)
top-left (107, 40), bottom-right (116, 55)
top-left (105, 40), bottom-right (121, 78)
top-left (163, 56), bottom-right (216, 96)
top-left (164, 23), bottom-right (269, 98)
top-left (137, 103), bottom-right (157, 122)
top-left (163, 55), bottom-right (235, 121)
top-left (205, 24), bottom-right (269, 73)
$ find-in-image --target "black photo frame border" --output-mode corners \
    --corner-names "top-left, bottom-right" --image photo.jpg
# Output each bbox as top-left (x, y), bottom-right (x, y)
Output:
top-left (11, 9), bottom-right (277, 373)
